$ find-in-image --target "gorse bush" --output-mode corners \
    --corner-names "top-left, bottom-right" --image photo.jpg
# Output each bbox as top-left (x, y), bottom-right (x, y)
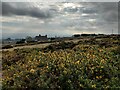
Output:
top-left (2, 38), bottom-right (120, 89)
top-left (43, 41), bottom-right (76, 52)
top-left (2, 45), bottom-right (13, 49)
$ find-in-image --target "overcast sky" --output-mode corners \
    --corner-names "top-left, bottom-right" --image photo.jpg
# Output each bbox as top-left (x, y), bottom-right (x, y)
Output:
top-left (1, 2), bottom-right (119, 39)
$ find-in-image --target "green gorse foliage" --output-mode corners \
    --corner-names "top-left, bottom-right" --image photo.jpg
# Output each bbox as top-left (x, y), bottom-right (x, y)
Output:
top-left (2, 38), bottom-right (120, 89)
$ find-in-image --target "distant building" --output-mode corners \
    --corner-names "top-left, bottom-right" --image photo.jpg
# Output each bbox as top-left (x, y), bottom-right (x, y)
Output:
top-left (2, 38), bottom-right (16, 45)
top-left (81, 34), bottom-right (97, 36)
top-left (35, 34), bottom-right (48, 42)
top-left (73, 34), bottom-right (81, 37)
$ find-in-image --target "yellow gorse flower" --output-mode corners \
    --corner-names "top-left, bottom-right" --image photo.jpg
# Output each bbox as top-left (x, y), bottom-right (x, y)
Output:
top-left (92, 84), bottom-right (96, 88)
top-left (30, 69), bottom-right (35, 73)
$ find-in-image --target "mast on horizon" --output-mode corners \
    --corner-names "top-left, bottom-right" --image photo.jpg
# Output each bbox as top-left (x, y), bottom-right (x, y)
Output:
top-left (112, 29), bottom-right (113, 34)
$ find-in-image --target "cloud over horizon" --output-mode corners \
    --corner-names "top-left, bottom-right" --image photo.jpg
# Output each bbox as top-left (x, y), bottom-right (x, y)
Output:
top-left (1, 2), bottom-right (118, 39)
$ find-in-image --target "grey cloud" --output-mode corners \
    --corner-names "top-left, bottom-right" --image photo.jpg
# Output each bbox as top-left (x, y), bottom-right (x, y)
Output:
top-left (59, 2), bottom-right (118, 34)
top-left (82, 8), bottom-right (97, 14)
top-left (61, 2), bottom-right (118, 24)
top-left (2, 2), bottom-right (53, 19)
top-left (2, 2), bottom-right (119, 39)
top-left (79, 2), bottom-right (118, 23)
top-left (91, 2), bottom-right (118, 22)
top-left (63, 7), bottom-right (79, 13)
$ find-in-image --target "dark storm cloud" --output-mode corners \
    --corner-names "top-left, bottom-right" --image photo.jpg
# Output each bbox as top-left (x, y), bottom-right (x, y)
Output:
top-left (2, 2), bottom-right (53, 19)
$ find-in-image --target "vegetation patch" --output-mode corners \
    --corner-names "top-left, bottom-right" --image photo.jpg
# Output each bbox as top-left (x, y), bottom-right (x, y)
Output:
top-left (2, 37), bottom-right (120, 89)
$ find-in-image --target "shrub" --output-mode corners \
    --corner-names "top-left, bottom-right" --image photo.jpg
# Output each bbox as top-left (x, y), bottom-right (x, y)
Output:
top-left (2, 45), bottom-right (13, 49)
top-left (43, 41), bottom-right (76, 52)
top-left (2, 38), bottom-right (120, 89)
